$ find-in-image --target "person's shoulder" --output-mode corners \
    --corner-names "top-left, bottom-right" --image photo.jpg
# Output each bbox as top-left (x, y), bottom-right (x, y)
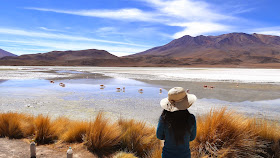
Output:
top-left (189, 113), bottom-right (195, 118)
top-left (189, 113), bottom-right (196, 120)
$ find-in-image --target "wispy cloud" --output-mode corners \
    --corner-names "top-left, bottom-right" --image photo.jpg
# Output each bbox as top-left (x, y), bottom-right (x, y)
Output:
top-left (25, 0), bottom-right (238, 38)
top-left (231, 7), bottom-right (255, 14)
top-left (251, 27), bottom-right (280, 36)
top-left (94, 26), bottom-right (172, 41)
top-left (0, 28), bottom-right (150, 47)
top-left (38, 27), bottom-right (60, 32)
top-left (172, 22), bottom-right (231, 38)
top-left (140, 0), bottom-right (233, 21)
top-left (0, 39), bottom-right (146, 56)
top-left (25, 7), bottom-right (162, 22)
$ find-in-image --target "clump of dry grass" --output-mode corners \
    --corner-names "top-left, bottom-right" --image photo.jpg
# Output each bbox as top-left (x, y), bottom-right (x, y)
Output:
top-left (0, 109), bottom-right (279, 157)
top-left (118, 119), bottom-right (160, 157)
top-left (19, 114), bottom-right (35, 137)
top-left (34, 115), bottom-right (57, 144)
top-left (148, 146), bottom-right (162, 158)
top-left (113, 152), bottom-right (138, 158)
top-left (250, 118), bottom-right (280, 157)
top-left (52, 117), bottom-right (70, 138)
top-left (84, 113), bottom-right (122, 156)
top-left (253, 119), bottom-right (280, 141)
top-left (61, 121), bottom-right (88, 143)
top-left (190, 108), bottom-right (280, 157)
top-left (0, 112), bottom-right (24, 139)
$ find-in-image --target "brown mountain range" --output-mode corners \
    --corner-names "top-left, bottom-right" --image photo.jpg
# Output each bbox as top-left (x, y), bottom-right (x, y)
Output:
top-left (0, 49), bottom-right (120, 66)
top-left (0, 49), bottom-right (17, 58)
top-left (129, 33), bottom-right (280, 67)
top-left (0, 33), bottom-right (280, 68)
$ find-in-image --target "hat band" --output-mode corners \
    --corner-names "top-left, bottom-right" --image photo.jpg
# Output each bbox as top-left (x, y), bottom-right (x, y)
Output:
top-left (168, 95), bottom-right (187, 103)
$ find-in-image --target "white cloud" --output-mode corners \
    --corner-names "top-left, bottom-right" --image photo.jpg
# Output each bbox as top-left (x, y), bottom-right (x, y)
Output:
top-left (251, 27), bottom-right (280, 36)
top-left (96, 27), bottom-right (118, 33)
top-left (141, 0), bottom-right (232, 22)
top-left (172, 22), bottom-right (231, 38)
top-left (0, 28), bottom-right (149, 47)
top-left (25, 0), bottom-right (237, 37)
top-left (38, 27), bottom-right (59, 32)
top-left (25, 7), bottom-right (161, 22)
top-left (0, 39), bottom-right (147, 57)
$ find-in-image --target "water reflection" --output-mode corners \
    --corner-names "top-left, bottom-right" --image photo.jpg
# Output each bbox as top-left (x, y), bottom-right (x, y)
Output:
top-left (0, 75), bottom-right (279, 121)
top-left (0, 80), bottom-right (8, 85)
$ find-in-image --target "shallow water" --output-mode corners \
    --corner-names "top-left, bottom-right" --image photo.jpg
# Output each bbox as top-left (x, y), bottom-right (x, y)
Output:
top-left (0, 66), bottom-right (279, 124)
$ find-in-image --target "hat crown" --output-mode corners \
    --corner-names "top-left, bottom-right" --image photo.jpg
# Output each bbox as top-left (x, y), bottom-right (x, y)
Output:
top-left (168, 87), bottom-right (186, 102)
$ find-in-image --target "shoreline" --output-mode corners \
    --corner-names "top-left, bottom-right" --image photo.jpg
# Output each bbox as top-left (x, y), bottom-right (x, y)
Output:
top-left (0, 66), bottom-right (280, 124)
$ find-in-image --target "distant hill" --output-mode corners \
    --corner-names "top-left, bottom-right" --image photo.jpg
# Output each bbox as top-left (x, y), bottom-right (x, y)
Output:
top-left (130, 33), bottom-right (280, 66)
top-left (0, 49), bottom-right (17, 58)
top-left (0, 49), bottom-right (120, 66)
top-left (1, 33), bottom-right (280, 68)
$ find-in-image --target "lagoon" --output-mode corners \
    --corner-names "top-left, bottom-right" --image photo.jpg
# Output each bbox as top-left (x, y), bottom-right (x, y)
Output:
top-left (0, 66), bottom-right (279, 125)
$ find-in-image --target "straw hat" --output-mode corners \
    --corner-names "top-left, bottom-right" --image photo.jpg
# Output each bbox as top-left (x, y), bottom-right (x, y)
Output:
top-left (160, 87), bottom-right (197, 112)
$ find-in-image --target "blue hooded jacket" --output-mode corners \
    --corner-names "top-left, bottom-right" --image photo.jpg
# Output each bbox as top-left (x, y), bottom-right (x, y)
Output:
top-left (156, 114), bottom-right (196, 158)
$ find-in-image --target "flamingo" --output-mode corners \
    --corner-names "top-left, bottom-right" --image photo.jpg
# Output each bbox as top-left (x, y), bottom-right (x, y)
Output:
top-left (100, 85), bottom-right (105, 89)
top-left (59, 83), bottom-right (65, 87)
top-left (138, 89), bottom-right (143, 94)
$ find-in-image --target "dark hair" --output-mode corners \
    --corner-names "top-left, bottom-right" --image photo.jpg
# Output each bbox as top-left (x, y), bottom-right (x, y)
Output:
top-left (160, 109), bottom-right (195, 145)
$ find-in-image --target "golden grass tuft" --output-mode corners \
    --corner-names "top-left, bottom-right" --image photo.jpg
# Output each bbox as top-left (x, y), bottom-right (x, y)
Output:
top-left (19, 114), bottom-right (35, 137)
top-left (0, 112), bottom-right (24, 139)
top-left (252, 119), bottom-right (280, 141)
top-left (84, 112), bottom-right (122, 156)
top-left (113, 152), bottom-right (138, 158)
top-left (34, 115), bottom-right (57, 144)
top-left (190, 108), bottom-right (280, 157)
top-left (251, 118), bottom-right (280, 157)
top-left (51, 117), bottom-right (70, 140)
top-left (118, 119), bottom-right (160, 157)
top-left (148, 146), bottom-right (162, 158)
top-left (61, 121), bottom-right (88, 143)
top-left (0, 109), bottom-right (279, 157)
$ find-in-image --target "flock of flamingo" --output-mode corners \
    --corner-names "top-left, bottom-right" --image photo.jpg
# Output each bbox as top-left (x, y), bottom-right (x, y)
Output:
top-left (50, 81), bottom-right (162, 94)
top-left (50, 80), bottom-right (65, 87)
top-left (100, 85), bottom-right (163, 94)
top-left (203, 85), bottom-right (215, 89)
top-left (50, 80), bottom-right (241, 95)
top-left (203, 83), bottom-right (239, 89)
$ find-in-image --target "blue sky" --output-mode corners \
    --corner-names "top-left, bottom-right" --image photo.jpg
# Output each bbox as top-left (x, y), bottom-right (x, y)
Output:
top-left (0, 0), bottom-right (280, 56)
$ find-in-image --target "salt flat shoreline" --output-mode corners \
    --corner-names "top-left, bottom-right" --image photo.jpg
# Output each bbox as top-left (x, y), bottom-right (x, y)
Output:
top-left (0, 66), bottom-right (280, 125)
top-left (1, 66), bottom-right (280, 84)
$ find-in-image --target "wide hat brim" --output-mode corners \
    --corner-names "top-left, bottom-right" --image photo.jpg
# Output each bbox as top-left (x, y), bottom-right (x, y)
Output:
top-left (160, 94), bottom-right (197, 112)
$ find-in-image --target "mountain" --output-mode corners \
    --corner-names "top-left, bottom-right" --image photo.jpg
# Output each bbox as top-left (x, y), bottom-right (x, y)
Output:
top-left (130, 33), bottom-right (280, 66)
top-left (1, 33), bottom-right (280, 68)
top-left (0, 49), bottom-right (17, 58)
top-left (0, 49), bottom-right (120, 66)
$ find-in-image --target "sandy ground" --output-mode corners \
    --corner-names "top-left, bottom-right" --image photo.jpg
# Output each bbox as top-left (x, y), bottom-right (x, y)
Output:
top-left (0, 138), bottom-right (97, 158)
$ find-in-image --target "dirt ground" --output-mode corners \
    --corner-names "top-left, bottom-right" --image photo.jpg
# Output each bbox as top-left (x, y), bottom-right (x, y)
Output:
top-left (0, 138), bottom-right (97, 158)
